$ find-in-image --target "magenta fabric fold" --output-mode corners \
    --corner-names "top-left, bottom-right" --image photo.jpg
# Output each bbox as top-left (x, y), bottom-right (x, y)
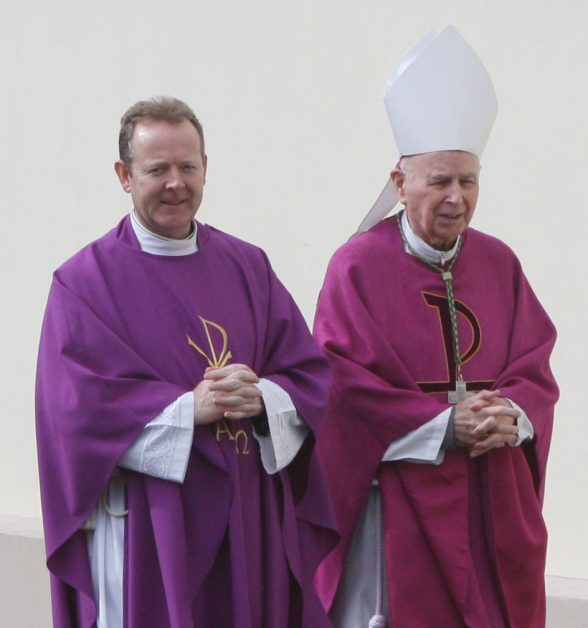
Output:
top-left (314, 217), bottom-right (558, 628)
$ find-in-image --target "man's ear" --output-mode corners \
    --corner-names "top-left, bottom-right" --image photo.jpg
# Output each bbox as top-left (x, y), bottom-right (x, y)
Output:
top-left (390, 167), bottom-right (406, 204)
top-left (114, 161), bottom-right (132, 193)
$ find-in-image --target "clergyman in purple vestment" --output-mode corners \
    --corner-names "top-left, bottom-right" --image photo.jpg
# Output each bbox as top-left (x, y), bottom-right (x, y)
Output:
top-left (313, 28), bottom-right (558, 628)
top-left (35, 97), bottom-right (337, 628)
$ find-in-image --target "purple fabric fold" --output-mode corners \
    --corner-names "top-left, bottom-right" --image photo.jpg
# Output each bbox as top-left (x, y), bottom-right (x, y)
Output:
top-left (36, 216), bottom-right (337, 627)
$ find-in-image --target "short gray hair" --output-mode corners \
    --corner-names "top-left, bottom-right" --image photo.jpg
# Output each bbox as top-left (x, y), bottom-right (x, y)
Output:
top-left (118, 96), bottom-right (205, 165)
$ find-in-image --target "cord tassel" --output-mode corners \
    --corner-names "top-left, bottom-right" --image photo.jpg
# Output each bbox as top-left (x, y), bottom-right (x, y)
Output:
top-left (368, 486), bottom-right (387, 627)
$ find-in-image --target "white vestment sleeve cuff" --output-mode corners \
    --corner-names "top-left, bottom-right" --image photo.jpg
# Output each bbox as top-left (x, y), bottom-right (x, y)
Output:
top-left (253, 378), bottom-right (309, 475)
top-left (505, 398), bottom-right (534, 446)
top-left (118, 392), bottom-right (194, 483)
top-left (382, 408), bottom-right (451, 465)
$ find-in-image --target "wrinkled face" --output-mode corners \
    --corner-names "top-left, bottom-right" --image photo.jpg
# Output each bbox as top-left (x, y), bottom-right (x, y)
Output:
top-left (391, 150), bottom-right (480, 250)
top-left (115, 118), bottom-right (207, 239)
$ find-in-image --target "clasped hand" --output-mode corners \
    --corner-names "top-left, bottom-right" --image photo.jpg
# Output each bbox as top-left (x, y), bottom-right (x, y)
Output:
top-left (453, 389), bottom-right (520, 458)
top-left (193, 363), bottom-right (263, 425)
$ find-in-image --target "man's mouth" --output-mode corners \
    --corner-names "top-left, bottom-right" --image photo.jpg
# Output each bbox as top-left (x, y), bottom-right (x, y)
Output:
top-left (438, 213), bottom-right (464, 220)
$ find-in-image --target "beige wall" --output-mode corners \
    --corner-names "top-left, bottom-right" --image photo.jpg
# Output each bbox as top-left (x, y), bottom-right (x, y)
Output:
top-left (1, 0), bottom-right (586, 580)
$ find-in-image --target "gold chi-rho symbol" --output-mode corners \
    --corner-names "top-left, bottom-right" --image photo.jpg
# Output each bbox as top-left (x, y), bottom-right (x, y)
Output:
top-left (186, 317), bottom-right (249, 455)
top-left (186, 317), bottom-right (232, 368)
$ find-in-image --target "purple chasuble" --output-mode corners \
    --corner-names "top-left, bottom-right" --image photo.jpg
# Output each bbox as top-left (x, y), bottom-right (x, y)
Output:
top-left (314, 216), bottom-right (558, 628)
top-left (36, 216), bottom-right (337, 627)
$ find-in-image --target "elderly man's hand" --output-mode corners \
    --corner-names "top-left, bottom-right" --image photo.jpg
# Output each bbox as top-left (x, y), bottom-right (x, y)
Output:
top-left (453, 389), bottom-right (519, 457)
top-left (193, 363), bottom-right (264, 425)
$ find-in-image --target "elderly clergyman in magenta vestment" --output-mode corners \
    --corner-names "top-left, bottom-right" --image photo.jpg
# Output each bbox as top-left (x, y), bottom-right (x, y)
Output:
top-left (35, 98), bottom-right (337, 627)
top-left (313, 27), bottom-right (558, 628)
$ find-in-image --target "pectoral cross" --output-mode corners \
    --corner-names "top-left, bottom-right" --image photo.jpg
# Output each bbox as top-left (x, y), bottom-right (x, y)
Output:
top-left (448, 379), bottom-right (468, 404)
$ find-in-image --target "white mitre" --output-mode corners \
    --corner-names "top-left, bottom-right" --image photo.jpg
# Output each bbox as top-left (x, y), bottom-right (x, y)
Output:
top-left (356, 25), bottom-right (498, 234)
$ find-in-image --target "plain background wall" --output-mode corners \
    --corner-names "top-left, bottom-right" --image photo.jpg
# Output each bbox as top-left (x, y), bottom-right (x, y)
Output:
top-left (1, 0), bottom-right (586, 580)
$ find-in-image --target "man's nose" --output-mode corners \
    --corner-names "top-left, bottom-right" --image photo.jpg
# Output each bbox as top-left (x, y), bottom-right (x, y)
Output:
top-left (165, 168), bottom-right (185, 189)
top-left (446, 181), bottom-right (463, 203)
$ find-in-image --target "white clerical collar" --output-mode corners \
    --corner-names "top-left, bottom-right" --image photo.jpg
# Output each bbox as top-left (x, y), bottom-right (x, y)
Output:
top-left (130, 210), bottom-right (198, 256)
top-left (400, 210), bottom-right (460, 266)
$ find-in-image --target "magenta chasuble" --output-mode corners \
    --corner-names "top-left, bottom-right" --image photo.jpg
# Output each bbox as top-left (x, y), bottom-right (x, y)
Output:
top-left (314, 216), bottom-right (558, 628)
top-left (36, 217), bottom-right (337, 627)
